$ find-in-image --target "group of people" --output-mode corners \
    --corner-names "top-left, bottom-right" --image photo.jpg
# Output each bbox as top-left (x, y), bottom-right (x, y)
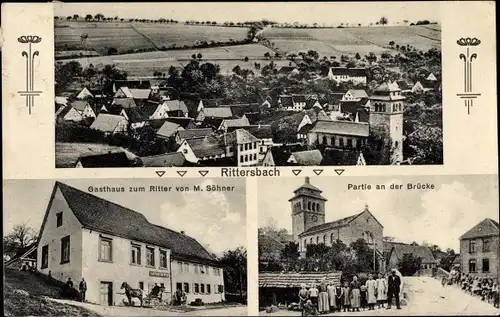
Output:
top-left (457, 274), bottom-right (499, 308)
top-left (298, 269), bottom-right (402, 315)
top-left (62, 277), bottom-right (87, 302)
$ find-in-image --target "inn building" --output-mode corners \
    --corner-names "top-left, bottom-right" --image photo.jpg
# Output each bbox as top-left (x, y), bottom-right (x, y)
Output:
top-left (37, 182), bottom-right (225, 306)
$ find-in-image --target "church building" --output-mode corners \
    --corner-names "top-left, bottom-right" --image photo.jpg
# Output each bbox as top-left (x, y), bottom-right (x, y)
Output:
top-left (290, 177), bottom-right (385, 271)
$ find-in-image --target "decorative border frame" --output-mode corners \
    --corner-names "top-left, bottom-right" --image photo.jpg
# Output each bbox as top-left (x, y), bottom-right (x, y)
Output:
top-left (17, 35), bottom-right (42, 115)
top-left (456, 37), bottom-right (481, 115)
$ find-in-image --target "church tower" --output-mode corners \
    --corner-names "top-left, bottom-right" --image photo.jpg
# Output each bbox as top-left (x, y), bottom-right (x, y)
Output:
top-left (289, 177), bottom-right (327, 243)
top-left (369, 81), bottom-right (406, 164)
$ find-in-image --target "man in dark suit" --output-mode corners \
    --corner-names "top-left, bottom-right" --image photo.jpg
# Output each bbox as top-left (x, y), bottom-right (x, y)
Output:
top-left (387, 269), bottom-right (402, 309)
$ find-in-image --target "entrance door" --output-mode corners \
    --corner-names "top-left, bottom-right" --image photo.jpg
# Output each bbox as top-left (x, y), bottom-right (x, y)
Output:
top-left (100, 282), bottom-right (113, 306)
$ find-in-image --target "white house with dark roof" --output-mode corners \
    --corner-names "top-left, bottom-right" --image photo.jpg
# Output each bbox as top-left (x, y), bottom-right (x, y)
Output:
top-left (196, 107), bottom-right (233, 122)
top-left (327, 67), bottom-right (367, 85)
top-left (278, 95), bottom-right (306, 112)
top-left (224, 129), bottom-right (261, 167)
top-left (36, 182), bottom-right (225, 306)
top-left (177, 136), bottom-right (227, 164)
top-left (287, 150), bottom-right (323, 166)
top-left (70, 100), bottom-right (96, 119)
top-left (90, 114), bottom-right (128, 136)
top-left (56, 106), bottom-right (83, 123)
top-left (175, 128), bottom-right (214, 145)
top-left (218, 117), bottom-right (250, 132)
top-left (341, 89), bottom-right (368, 102)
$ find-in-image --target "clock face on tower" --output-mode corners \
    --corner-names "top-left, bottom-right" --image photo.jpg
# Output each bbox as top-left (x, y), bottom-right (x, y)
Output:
top-left (312, 215), bottom-right (318, 222)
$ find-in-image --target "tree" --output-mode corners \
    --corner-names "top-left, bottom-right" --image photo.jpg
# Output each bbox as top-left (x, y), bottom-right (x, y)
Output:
top-left (244, 56), bottom-right (249, 62)
top-left (355, 53), bottom-right (361, 60)
top-left (232, 65), bottom-right (242, 75)
top-left (280, 242), bottom-right (300, 270)
top-left (380, 17), bottom-right (388, 26)
top-left (94, 13), bottom-right (105, 22)
top-left (197, 53), bottom-right (202, 60)
top-left (191, 54), bottom-right (197, 60)
top-left (398, 253), bottom-right (422, 276)
top-left (4, 223), bottom-right (38, 257)
top-left (66, 16), bottom-right (72, 21)
top-left (389, 41), bottom-right (395, 48)
top-left (73, 14), bottom-right (79, 21)
top-left (383, 236), bottom-right (395, 242)
top-left (219, 247), bottom-right (247, 302)
top-left (264, 52), bottom-right (271, 60)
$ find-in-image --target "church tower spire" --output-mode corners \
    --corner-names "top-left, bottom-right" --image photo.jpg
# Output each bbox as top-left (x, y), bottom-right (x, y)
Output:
top-left (289, 177), bottom-right (327, 243)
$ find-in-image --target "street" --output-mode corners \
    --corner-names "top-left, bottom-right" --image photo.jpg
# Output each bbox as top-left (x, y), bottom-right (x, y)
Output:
top-left (259, 277), bottom-right (500, 316)
top-left (47, 298), bottom-right (247, 316)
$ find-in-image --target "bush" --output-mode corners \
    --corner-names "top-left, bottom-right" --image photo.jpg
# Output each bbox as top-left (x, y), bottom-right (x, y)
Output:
top-left (55, 123), bottom-right (105, 143)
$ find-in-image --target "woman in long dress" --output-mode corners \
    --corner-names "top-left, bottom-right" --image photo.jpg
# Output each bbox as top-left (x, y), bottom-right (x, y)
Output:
top-left (376, 273), bottom-right (387, 308)
top-left (365, 274), bottom-right (377, 310)
top-left (350, 276), bottom-right (361, 312)
top-left (342, 281), bottom-right (351, 312)
top-left (318, 279), bottom-right (330, 313)
top-left (327, 282), bottom-right (336, 311)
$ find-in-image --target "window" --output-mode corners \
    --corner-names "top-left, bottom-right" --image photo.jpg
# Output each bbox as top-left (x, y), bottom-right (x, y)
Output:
top-left (244, 143), bottom-right (248, 151)
top-left (60, 236), bottom-right (70, 264)
top-left (482, 259), bottom-right (490, 272)
top-left (317, 204), bottom-right (320, 212)
top-left (310, 237), bottom-right (313, 244)
top-left (308, 201), bottom-right (311, 210)
top-left (331, 136), bottom-right (336, 146)
top-left (184, 283), bottom-right (190, 293)
top-left (312, 203), bottom-right (316, 211)
top-left (139, 282), bottom-right (144, 290)
top-left (218, 285), bottom-right (224, 293)
top-left (240, 155), bottom-right (243, 163)
top-left (184, 263), bottom-right (190, 273)
top-left (347, 138), bottom-right (353, 148)
top-left (253, 153), bottom-right (257, 161)
top-left (482, 239), bottom-right (491, 252)
top-left (183, 149), bottom-right (188, 154)
top-left (330, 233), bottom-right (335, 244)
top-left (339, 138), bottom-right (344, 147)
top-left (469, 240), bottom-right (476, 253)
top-left (201, 284), bottom-right (205, 294)
top-left (323, 235), bottom-right (326, 244)
top-left (244, 155), bottom-right (248, 162)
top-left (205, 266), bottom-right (209, 275)
top-left (469, 259), bottom-right (476, 272)
top-left (239, 144), bottom-right (243, 151)
top-left (207, 284), bottom-right (211, 294)
top-left (99, 236), bottom-right (112, 262)
top-left (214, 284), bottom-right (219, 294)
top-left (194, 265), bottom-right (199, 274)
top-left (160, 250), bottom-right (168, 268)
top-left (56, 212), bottom-right (63, 227)
top-left (322, 136), bottom-right (327, 145)
top-left (131, 244), bottom-right (141, 265)
top-left (176, 282), bottom-right (182, 290)
top-left (41, 245), bottom-right (49, 269)
top-left (316, 236), bottom-right (319, 244)
top-left (194, 283), bottom-right (200, 293)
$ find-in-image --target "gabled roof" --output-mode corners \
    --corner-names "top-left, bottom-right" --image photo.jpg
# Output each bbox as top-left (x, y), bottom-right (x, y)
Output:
top-left (386, 242), bottom-right (437, 264)
top-left (292, 95), bottom-right (306, 103)
top-left (184, 136), bottom-right (226, 158)
top-left (114, 80), bottom-right (151, 91)
top-left (300, 213), bottom-right (362, 236)
top-left (267, 145), bottom-right (305, 166)
top-left (221, 117), bottom-right (250, 129)
top-left (298, 123), bottom-right (314, 134)
top-left (69, 100), bottom-right (91, 112)
top-left (115, 86), bottom-right (134, 98)
top-left (288, 149), bottom-right (323, 166)
top-left (396, 80), bottom-right (412, 90)
top-left (123, 108), bottom-right (146, 123)
top-left (112, 98), bottom-right (137, 109)
top-left (329, 67), bottom-right (367, 77)
top-left (259, 271), bottom-right (342, 288)
top-left (141, 101), bottom-right (161, 118)
top-left (55, 96), bottom-right (68, 106)
top-left (90, 113), bottom-right (126, 132)
top-left (177, 128), bottom-right (214, 140)
top-left (309, 120), bottom-right (369, 137)
top-left (156, 121), bottom-right (182, 138)
top-left (163, 117), bottom-right (196, 129)
top-left (239, 125), bottom-right (273, 139)
top-left (202, 107), bottom-right (233, 118)
top-left (200, 98), bottom-right (224, 108)
top-left (321, 148), bottom-right (364, 166)
top-left (225, 128), bottom-right (259, 144)
top-left (346, 89), bottom-right (368, 99)
top-left (373, 81), bottom-right (401, 94)
top-left (278, 66), bottom-right (299, 75)
top-left (51, 182), bottom-right (217, 264)
top-left (57, 105), bottom-right (81, 119)
top-left (129, 88), bottom-right (152, 100)
top-left (77, 152), bottom-right (132, 167)
top-left (426, 73), bottom-right (437, 81)
top-left (163, 100), bottom-right (188, 114)
top-left (140, 152), bottom-right (186, 167)
top-left (460, 218), bottom-right (500, 240)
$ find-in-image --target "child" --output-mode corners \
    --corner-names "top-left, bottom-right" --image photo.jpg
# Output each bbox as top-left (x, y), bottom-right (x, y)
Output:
top-left (342, 282), bottom-right (351, 312)
top-left (334, 284), bottom-right (343, 312)
top-left (360, 284), bottom-right (368, 311)
top-left (303, 299), bottom-right (318, 316)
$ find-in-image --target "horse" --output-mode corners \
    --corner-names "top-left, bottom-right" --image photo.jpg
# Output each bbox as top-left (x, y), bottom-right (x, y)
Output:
top-left (121, 282), bottom-right (144, 307)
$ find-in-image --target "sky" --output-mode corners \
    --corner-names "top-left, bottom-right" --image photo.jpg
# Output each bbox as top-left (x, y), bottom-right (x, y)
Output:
top-left (3, 178), bottom-right (246, 255)
top-left (258, 175), bottom-right (499, 251)
top-left (54, 2), bottom-right (441, 26)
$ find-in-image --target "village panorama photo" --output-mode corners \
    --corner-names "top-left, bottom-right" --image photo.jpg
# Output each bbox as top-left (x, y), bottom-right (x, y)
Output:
top-left (3, 178), bottom-right (248, 316)
top-left (257, 176), bottom-right (500, 316)
top-left (54, 2), bottom-right (442, 168)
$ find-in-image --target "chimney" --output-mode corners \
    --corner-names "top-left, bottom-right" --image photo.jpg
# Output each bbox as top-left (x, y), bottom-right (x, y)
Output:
top-left (305, 177), bottom-right (310, 184)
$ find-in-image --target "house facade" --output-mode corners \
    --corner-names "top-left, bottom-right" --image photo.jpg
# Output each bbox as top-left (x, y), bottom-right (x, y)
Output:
top-left (225, 129), bottom-right (260, 167)
top-left (90, 114), bottom-right (128, 136)
top-left (37, 182), bottom-right (225, 306)
top-left (327, 67), bottom-right (367, 85)
top-left (459, 218), bottom-right (499, 279)
top-left (307, 120), bottom-right (369, 149)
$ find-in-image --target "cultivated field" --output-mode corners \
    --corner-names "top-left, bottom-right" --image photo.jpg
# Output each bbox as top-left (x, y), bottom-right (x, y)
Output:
top-left (55, 21), bottom-right (249, 55)
top-left (55, 142), bottom-right (137, 168)
top-left (60, 44), bottom-right (276, 76)
top-left (262, 25), bottom-right (441, 54)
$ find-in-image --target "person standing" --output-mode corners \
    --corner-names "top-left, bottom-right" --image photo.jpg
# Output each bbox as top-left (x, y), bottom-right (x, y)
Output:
top-left (365, 274), bottom-right (377, 310)
top-left (387, 269), bottom-right (402, 310)
top-left (79, 278), bottom-right (87, 302)
top-left (318, 279), bottom-right (329, 314)
top-left (308, 283), bottom-right (319, 308)
top-left (376, 273), bottom-right (387, 308)
top-left (350, 276), bottom-right (361, 312)
top-left (327, 282), bottom-right (336, 312)
top-left (334, 283), bottom-right (343, 312)
top-left (342, 281), bottom-right (351, 312)
top-left (298, 284), bottom-right (309, 311)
